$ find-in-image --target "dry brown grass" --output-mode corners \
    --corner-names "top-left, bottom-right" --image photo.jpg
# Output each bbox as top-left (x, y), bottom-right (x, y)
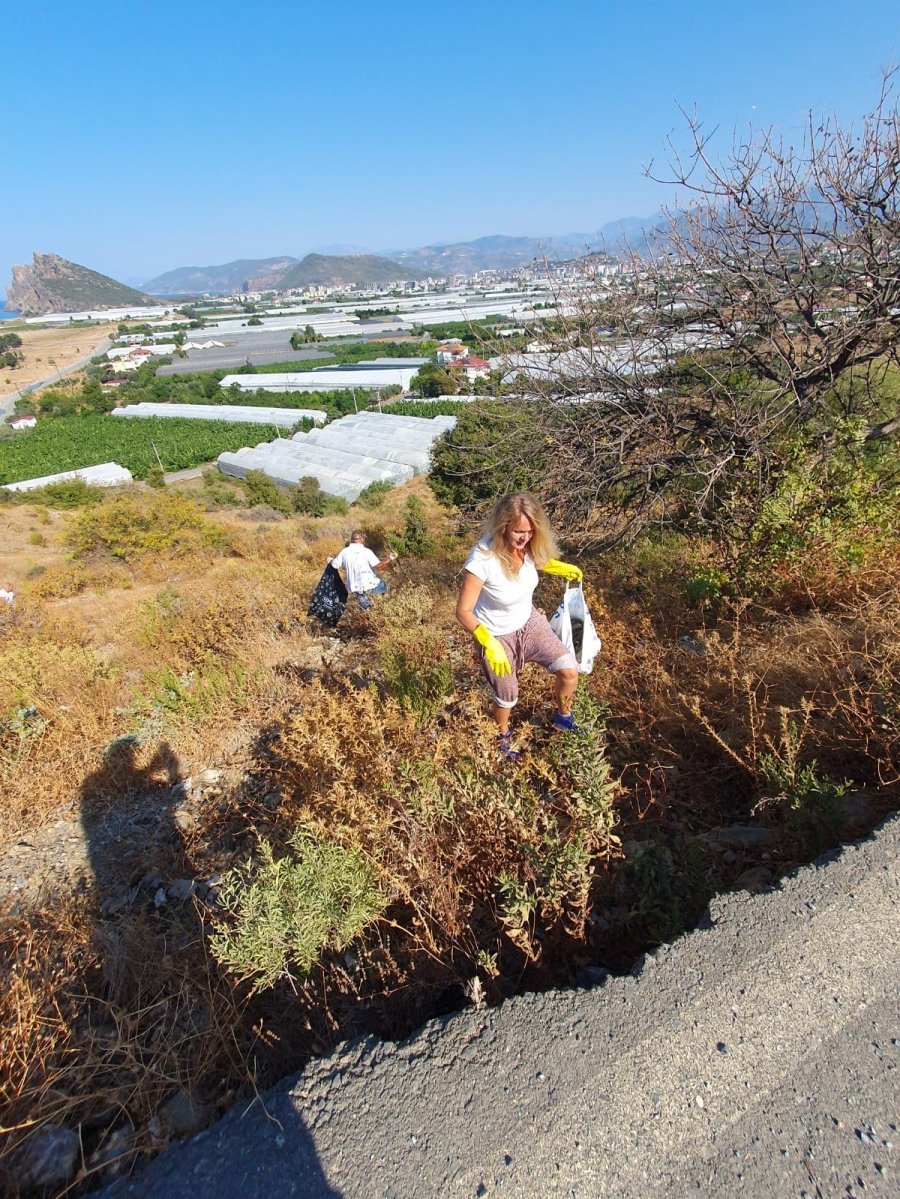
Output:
top-left (0, 322), bottom-right (116, 395)
top-left (0, 476), bottom-right (898, 1195)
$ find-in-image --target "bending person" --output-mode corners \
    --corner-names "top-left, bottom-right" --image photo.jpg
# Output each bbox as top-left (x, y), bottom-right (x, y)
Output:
top-left (330, 530), bottom-right (397, 610)
top-left (456, 493), bottom-right (582, 761)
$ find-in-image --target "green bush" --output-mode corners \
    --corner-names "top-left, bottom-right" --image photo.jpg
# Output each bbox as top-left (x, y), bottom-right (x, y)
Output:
top-left (758, 748), bottom-right (849, 854)
top-left (429, 400), bottom-right (548, 513)
top-left (66, 492), bottom-right (229, 562)
top-left (4, 478), bottom-right (106, 510)
top-left (550, 692), bottom-right (618, 831)
top-left (354, 480), bottom-right (393, 509)
top-left (627, 839), bottom-right (714, 945)
top-left (291, 475), bottom-right (325, 516)
top-left (397, 496), bottom-right (434, 557)
top-left (382, 649), bottom-right (452, 724)
top-left (289, 476), bottom-right (349, 517)
top-left (210, 829), bottom-right (387, 991)
top-left (683, 565), bottom-right (729, 609)
top-left (241, 469), bottom-right (292, 515)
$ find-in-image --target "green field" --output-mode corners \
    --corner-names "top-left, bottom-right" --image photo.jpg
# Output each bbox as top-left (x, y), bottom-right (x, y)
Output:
top-left (380, 399), bottom-right (469, 418)
top-left (0, 414), bottom-right (281, 483)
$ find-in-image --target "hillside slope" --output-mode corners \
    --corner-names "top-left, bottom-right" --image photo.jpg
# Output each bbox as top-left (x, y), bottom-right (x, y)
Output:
top-left (5, 253), bottom-right (156, 315)
top-left (141, 256), bottom-right (300, 296)
top-left (277, 253), bottom-right (424, 288)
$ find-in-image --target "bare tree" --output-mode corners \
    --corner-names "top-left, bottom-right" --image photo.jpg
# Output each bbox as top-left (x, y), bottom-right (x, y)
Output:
top-left (435, 72), bottom-right (900, 557)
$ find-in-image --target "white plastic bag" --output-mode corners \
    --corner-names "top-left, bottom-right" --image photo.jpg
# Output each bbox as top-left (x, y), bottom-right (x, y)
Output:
top-left (549, 583), bottom-right (602, 674)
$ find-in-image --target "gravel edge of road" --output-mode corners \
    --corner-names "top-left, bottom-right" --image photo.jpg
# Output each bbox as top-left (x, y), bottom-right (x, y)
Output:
top-left (99, 811), bottom-right (900, 1198)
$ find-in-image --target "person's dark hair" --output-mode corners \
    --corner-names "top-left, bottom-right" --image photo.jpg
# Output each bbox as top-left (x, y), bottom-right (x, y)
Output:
top-left (350, 530), bottom-right (366, 543)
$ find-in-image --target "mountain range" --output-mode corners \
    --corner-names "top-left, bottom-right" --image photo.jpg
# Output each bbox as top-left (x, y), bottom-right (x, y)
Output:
top-left (4, 216), bottom-right (666, 314)
top-left (138, 215), bottom-right (663, 295)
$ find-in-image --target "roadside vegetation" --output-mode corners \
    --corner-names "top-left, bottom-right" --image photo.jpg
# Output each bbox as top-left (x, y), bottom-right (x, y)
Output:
top-left (1, 79), bottom-right (898, 1196)
top-left (1, 456), bottom-right (896, 1192)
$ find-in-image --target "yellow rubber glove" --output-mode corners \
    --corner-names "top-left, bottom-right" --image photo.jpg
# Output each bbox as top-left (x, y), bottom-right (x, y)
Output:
top-left (542, 558), bottom-right (583, 583)
top-left (473, 623), bottom-right (512, 677)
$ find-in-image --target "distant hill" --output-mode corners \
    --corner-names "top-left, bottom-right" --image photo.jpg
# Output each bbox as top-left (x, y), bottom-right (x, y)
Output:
top-left (141, 252), bottom-right (418, 294)
top-left (6, 253), bottom-right (156, 315)
top-left (389, 235), bottom-right (563, 275)
top-left (141, 256), bottom-right (300, 296)
top-left (134, 215), bottom-right (667, 297)
top-left (276, 253), bottom-right (425, 289)
top-left (386, 218), bottom-right (665, 274)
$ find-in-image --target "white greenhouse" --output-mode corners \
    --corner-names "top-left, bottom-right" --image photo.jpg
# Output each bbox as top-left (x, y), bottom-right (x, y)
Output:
top-left (111, 402), bottom-right (327, 427)
top-left (217, 411), bottom-right (455, 501)
top-left (3, 462), bottom-right (133, 492)
top-left (219, 367), bottom-right (420, 393)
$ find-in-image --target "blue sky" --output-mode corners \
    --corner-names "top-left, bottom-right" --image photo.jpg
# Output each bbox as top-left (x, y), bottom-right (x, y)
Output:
top-left (2, 0), bottom-right (897, 291)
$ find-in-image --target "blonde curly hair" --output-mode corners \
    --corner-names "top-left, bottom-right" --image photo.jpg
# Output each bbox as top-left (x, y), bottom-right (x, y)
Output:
top-left (478, 493), bottom-right (558, 579)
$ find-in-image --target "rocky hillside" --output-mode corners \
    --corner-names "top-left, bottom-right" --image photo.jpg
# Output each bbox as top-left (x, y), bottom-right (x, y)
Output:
top-left (6, 253), bottom-right (156, 315)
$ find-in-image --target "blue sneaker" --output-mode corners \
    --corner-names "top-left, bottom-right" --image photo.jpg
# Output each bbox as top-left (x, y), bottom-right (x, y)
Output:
top-left (497, 732), bottom-right (522, 762)
top-left (552, 711), bottom-right (579, 733)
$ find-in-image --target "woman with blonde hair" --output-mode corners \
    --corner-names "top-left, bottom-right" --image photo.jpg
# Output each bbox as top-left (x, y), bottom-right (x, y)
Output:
top-left (456, 493), bottom-right (583, 761)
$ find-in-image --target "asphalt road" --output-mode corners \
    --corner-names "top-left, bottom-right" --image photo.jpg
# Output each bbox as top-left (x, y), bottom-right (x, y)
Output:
top-left (101, 813), bottom-right (900, 1199)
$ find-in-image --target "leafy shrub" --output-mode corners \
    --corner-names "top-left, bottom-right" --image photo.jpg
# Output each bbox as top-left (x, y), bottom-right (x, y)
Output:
top-left (550, 691), bottom-right (618, 831)
top-left (373, 585), bottom-right (453, 722)
top-left (389, 496), bottom-right (434, 558)
top-left (383, 650), bottom-right (452, 724)
top-left (291, 475), bottom-right (325, 516)
top-left (66, 493), bottom-right (229, 562)
top-left (241, 469), bottom-right (291, 514)
top-left (429, 400), bottom-right (547, 514)
top-left (683, 565), bottom-right (729, 609)
top-left (757, 725), bottom-right (849, 853)
top-left (135, 656), bottom-right (250, 724)
top-left (26, 563), bottom-right (123, 599)
top-left (210, 829), bottom-right (386, 991)
top-left (198, 469), bottom-right (243, 508)
top-left (0, 642), bottom-right (110, 714)
top-left (145, 465), bottom-right (166, 489)
top-left (354, 480), bottom-right (393, 509)
top-left (5, 478), bottom-right (106, 510)
top-left (410, 363), bottom-right (459, 397)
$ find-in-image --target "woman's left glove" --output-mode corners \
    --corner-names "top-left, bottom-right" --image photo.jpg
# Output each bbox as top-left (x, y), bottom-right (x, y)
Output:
top-left (542, 558), bottom-right (583, 583)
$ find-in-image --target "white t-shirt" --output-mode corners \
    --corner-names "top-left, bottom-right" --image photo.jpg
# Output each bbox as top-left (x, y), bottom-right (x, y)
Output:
top-left (464, 541), bottom-right (538, 635)
top-left (331, 543), bottom-right (381, 593)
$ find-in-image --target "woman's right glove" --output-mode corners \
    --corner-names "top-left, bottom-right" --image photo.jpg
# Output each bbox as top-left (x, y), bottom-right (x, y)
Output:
top-left (473, 623), bottom-right (511, 677)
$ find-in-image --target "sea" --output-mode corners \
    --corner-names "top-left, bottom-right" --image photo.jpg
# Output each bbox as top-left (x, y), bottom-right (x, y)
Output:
top-left (0, 308), bottom-right (22, 322)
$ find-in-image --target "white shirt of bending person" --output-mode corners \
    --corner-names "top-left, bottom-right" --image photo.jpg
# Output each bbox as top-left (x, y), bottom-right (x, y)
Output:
top-left (330, 542), bottom-right (382, 594)
top-left (0, 585), bottom-right (14, 606)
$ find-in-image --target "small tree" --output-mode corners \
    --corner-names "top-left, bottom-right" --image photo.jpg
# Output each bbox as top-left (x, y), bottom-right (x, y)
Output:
top-left (441, 73), bottom-right (900, 558)
top-left (411, 363), bottom-right (459, 397)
